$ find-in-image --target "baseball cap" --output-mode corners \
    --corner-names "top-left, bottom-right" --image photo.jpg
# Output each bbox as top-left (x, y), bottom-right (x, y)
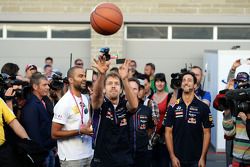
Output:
top-left (236, 72), bottom-right (249, 82)
top-left (25, 64), bottom-right (37, 71)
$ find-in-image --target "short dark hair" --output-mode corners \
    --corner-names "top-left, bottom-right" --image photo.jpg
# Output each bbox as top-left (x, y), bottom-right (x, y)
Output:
top-left (146, 63), bottom-right (155, 71)
top-left (154, 73), bottom-right (166, 83)
top-left (45, 57), bottom-right (53, 62)
top-left (110, 67), bottom-right (119, 73)
top-left (1, 63), bottom-right (19, 76)
top-left (128, 77), bottom-right (140, 89)
top-left (192, 66), bottom-right (203, 74)
top-left (143, 74), bottom-right (150, 83)
top-left (181, 71), bottom-right (197, 84)
top-left (67, 66), bottom-right (82, 78)
top-left (130, 60), bottom-right (137, 66)
top-left (74, 58), bottom-right (83, 65)
top-left (44, 64), bottom-right (52, 70)
top-left (30, 72), bottom-right (47, 87)
top-left (104, 72), bottom-right (123, 89)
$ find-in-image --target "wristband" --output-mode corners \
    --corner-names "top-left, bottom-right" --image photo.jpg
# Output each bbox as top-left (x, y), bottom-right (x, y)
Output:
top-left (5, 96), bottom-right (14, 100)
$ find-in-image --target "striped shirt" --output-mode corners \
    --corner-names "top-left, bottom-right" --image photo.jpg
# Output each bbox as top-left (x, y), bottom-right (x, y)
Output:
top-left (223, 113), bottom-right (250, 163)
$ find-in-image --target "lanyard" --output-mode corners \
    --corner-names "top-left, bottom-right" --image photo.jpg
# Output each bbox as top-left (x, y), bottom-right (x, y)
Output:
top-left (70, 90), bottom-right (84, 124)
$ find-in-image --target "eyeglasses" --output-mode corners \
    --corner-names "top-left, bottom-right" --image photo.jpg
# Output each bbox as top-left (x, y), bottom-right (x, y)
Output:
top-left (76, 63), bottom-right (83, 66)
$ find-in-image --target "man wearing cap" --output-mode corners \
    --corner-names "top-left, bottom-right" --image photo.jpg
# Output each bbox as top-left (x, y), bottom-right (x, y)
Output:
top-left (24, 64), bottom-right (37, 82)
top-left (222, 70), bottom-right (250, 167)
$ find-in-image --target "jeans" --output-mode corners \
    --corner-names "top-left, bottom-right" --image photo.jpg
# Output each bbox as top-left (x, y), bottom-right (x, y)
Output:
top-left (45, 150), bottom-right (55, 167)
top-left (60, 156), bottom-right (92, 167)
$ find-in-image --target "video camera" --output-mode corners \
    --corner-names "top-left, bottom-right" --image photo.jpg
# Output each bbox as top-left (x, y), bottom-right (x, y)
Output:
top-left (0, 73), bottom-right (29, 99)
top-left (170, 67), bottom-right (188, 89)
top-left (213, 82), bottom-right (250, 116)
top-left (100, 47), bottom-right (111, 61)
top-left (49, 72), bottom-right (68, 91)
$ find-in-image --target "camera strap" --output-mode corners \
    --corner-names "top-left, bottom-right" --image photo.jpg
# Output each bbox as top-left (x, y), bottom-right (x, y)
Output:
top-left (70, 90), bottom-right (84, 125)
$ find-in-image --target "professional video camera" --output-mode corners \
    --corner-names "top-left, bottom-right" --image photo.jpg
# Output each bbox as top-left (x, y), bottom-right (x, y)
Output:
top-left (100, 47), bottom-right (111, 61)
top-left (170, 67), bottom-right (188, 89)
top-left (0, 73), bottom-right (29, 99)
top-left (213, 81), bottom-right (250, 116)
top-left (49, 72), bottom-right (68, 91)
top-left (225, 87), bottom-right (250, 115)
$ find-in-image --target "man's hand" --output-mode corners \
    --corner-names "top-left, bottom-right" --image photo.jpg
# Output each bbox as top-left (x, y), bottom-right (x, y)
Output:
top-left (119, 59), bottom-right (131, 80)
top-left (231, 59), bottom-right (241, 71)
top-left (92, 55), bottom-right (110, 75)
top-left (80, 120), bottom-right (93, 136)
top-left (198, 157), bottom-right (206, 167)
top-left (238, 112), bottom-right (247, 122)
top-left (5, 87), bottom-right (15, 97)
top-left (171, 156), bottom-right (180, 167)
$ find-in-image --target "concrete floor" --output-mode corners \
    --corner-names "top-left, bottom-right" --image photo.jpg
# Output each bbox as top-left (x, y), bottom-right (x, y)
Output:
top-left (207, 146), bottom-right (226, 167)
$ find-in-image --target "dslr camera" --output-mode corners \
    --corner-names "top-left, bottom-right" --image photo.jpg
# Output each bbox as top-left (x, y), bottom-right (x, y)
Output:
top-left (100, 47), bottom-right (111, 61)
top-left (0, 73), bottom-right (29, 99)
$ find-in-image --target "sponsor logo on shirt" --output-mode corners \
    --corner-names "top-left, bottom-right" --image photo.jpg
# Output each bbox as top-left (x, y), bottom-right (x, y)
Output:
top-left (188, 117), bottom-right (197, 124)
top-left (120, 118), bottom-right (127, 126)
top-left (54, 113), bottom-right (63, 120)
top-left (105, 111), bottom-right (114, 120)
top-left (72, 105), bottom-right (80, 114)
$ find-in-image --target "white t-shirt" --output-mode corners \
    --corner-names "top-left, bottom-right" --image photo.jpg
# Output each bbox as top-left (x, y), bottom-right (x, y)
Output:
top-left (53, 90), bottom-right (93, 160)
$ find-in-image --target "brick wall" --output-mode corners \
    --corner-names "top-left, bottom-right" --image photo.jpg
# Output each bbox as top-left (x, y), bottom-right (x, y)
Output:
top-left (1, 0), bottom-right (249, 14)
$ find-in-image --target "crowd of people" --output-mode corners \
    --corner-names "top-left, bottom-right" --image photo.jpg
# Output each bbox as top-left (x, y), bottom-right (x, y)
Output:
top-left (0, 54), bottom-right (249, 167)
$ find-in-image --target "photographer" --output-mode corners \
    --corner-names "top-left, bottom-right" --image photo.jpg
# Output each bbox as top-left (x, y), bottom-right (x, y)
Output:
top-left (222, 72), bottom-right (250, 167)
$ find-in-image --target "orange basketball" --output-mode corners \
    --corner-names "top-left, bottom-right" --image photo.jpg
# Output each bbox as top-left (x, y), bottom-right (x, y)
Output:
top-left (90, 3), bottom-right (123, 35)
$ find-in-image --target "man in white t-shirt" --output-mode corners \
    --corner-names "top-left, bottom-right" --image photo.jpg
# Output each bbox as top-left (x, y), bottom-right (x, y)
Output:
top-left (51, 66), bottom-right (93, 167)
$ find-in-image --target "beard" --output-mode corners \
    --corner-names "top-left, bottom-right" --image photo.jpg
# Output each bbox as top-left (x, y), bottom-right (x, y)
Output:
top-left (74, 83), bottom-right (86, 93)
top-left (182, 85), bottom-right (194, 93)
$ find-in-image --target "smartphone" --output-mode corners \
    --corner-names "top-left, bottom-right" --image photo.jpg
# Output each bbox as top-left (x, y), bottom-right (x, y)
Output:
top-left (116, 58), bottom-right (125, 64)
top-left (86, 69), bottom-right (93, 82)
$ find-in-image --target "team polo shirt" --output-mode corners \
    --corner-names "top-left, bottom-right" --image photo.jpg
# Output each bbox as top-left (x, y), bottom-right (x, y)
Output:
top-left (163, 97), bottom-right (214, 162)
top-left (130, 102), bottom-right (154, 153)
top-left (0, 98), bottom-right (16, 145)
top-left (92, 96), bottom-right (133, 167)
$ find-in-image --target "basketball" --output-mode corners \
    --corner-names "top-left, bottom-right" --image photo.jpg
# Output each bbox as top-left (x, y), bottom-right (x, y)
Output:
top-left (90, 3), bottom-right (123, 35)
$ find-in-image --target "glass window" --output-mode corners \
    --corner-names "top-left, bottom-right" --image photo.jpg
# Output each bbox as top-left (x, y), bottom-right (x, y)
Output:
top-left (218, 27), bottom-right (250, 40)
top-left (172, 27), bottom-right (213, 39)
top-left (7, 25), bottom-right (47, 38)
top-left (52, 29), bottom-right (90, 38)
top-left (7, 30), bottom-right (46, 38)
top-left (127, 26), bottom-right (168, 39)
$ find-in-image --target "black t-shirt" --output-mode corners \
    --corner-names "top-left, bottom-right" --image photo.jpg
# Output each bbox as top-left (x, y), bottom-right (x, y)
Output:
top-left (130, 103), bottom-right (154, 153)
top-left (93, 97), bottom-right (133, 167)
top-left (163, 97), bottom-right (214, 162)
